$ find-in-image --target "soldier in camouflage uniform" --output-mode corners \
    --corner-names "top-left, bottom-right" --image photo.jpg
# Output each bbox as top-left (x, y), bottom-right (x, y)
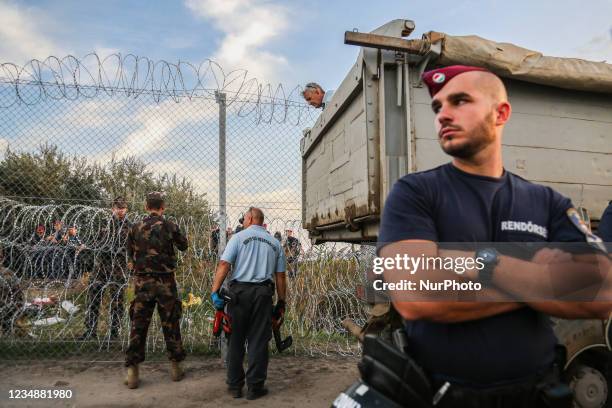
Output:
top-left (124, 192), bottom-right (188, 389)
top-left (82, 197), bottom-right (131, 340)
top-left (0, 249), bottom-right (24, 335)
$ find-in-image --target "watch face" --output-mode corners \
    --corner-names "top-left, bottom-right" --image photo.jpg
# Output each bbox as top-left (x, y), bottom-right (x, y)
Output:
top-left (481, 250), bottom-right (494, 262)
top-left (478, 248), bottom-right (498, 265)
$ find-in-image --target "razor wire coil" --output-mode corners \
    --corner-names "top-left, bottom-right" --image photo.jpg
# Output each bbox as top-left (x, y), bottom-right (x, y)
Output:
top-left (0, 53), bottom-right (317, 125)
top-left (0, 53), bottom-right (370, 361)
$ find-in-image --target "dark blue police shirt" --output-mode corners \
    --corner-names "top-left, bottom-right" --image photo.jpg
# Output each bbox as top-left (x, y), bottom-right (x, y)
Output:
top-left (600, 202), bottom-right (612, 243)
top-left (378, 163), bottom-right (586, 387)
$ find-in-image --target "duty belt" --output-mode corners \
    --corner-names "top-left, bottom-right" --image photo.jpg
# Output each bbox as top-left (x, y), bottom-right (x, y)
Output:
top-left (430, 344), bottom-right (572, 407)
top-left (230, 280), bottom-right (273, 287)
top-left (431, 372), bottom-right (572, 407)
top-left (356, 331), bottom-right (573, 408)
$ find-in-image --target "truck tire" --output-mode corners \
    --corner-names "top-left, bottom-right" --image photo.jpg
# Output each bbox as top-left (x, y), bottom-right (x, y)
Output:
top-left (567, 347), bottom-right (611, 408)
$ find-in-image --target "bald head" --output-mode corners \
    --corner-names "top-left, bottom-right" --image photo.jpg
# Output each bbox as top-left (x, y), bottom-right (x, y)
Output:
top-left (250, 208), bottom-right (264, 224)
top-left (430, 69), bottom-right (512, 163)
top-left (431, 70), bottom-right (508, 111)
top-left (431, 70), bottom-right (511, 122)
top-left (243, 207), bottom-right (265, 228)
top-left (468, 71), bottom-right (508, 105)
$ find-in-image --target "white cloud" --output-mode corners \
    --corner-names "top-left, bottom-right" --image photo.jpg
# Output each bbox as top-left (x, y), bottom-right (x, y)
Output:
top-left (93, 98), bottom-right (218, 163)
top-left (229, 188), bottom-right (301, 222)
top-left (184, 0), bottom-right (291, 83)
top-left (0, 3), bottom-right (121, 83)
top-left (146, 160), bottom-right (301, 225)
top-left (65, 99), bottom-right (130, 129)
top-left (0, 2), bottom-right (65, 65)
top-left (147, 160), bottom-right (223, 193)
top-left (574, 31), bottom-right (612, 63)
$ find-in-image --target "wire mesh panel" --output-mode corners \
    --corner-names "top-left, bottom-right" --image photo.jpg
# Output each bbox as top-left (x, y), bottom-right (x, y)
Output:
top-left (0, 55), bottom-right (369, 362)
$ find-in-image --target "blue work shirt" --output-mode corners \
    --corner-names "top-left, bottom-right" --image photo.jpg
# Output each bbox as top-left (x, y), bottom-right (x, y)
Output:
top-left (221, 225), bottom-right (286, 283)
top-left (378, 163), bottom-right (587, 388)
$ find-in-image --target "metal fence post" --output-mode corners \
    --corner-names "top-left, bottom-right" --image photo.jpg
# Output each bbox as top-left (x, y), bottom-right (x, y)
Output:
top-left (216, 91), bottom-right (227, 257)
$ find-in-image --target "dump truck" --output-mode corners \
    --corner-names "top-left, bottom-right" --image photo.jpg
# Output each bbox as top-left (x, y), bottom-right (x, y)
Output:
top-left (301, 19), bottom-right (612, 407)
top-left (301, 20), bottom-right (611, 243)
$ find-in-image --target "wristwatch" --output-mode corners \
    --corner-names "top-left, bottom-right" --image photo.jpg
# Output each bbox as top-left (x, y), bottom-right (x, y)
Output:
top-left (475, 248), bottom-right (500, 286)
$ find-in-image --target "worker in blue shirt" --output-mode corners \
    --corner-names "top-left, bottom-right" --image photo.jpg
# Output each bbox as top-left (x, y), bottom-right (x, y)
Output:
top-left (376, 65), bottom-right (612, 407)
top-left (210, 207), bottom-right (286, 400)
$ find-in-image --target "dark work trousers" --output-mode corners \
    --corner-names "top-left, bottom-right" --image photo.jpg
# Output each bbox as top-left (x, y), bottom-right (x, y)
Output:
top-left (227, 282), bottom-right (273, 389)
top-left (84, 262), bottom-right (126, 336)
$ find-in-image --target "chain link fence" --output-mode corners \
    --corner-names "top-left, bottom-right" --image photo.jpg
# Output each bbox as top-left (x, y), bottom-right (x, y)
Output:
top-left (0, 54), bottom-right (370, 362)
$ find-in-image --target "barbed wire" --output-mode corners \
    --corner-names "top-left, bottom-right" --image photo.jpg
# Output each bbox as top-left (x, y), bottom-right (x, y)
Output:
top-left (0, 50), bottom-right (368, 360)
top-left (0, 195), bottom-right (303, 211)
top-left (0, 53), bottom-right (317, 125)
top-left (0, 198), bottom-right (369, 359)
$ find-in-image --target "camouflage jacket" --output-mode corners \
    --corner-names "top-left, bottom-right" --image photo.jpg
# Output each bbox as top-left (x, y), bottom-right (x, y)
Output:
top-left (127, 214), bottom-right (188, 274)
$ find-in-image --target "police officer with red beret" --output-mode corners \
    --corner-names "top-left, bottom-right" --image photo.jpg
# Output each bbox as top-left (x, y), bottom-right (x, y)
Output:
top-left (375, 65), bottom-right (612, 407)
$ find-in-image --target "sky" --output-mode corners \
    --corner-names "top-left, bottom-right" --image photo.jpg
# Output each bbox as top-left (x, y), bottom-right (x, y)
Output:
top-left (0, 0), bottom-right (611, 88)
top-left (0, 0), bottom-right (611, 231)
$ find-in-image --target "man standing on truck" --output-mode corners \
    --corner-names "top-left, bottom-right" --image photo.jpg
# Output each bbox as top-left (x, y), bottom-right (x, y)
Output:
top-left (210, 207), bottom-right (287, 400)
top-left (302, 82), bottom-right (334, 109)
top-left (376, 65), bottom-right (612, 407)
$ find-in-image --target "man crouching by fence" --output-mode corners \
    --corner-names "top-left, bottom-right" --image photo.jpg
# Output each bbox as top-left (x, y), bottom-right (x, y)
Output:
top-left (210, 207), bottom-right (287, 400)
top-left (124, 192), bottom-right (188, 389)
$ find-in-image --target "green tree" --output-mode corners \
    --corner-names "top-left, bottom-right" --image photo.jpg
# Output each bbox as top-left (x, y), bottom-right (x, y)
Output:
top-left (155, 173), bottom-right (210, 220)
top-left (0, 144), bottom-right (212, 222)
top-left (95, 156), bottom-right (158, 207)
top-left (0, 144), bottom-right (101, 205)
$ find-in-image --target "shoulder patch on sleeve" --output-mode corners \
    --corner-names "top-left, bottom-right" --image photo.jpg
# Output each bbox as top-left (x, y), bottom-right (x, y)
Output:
top-left (566, 208), bottom-right (607, 252)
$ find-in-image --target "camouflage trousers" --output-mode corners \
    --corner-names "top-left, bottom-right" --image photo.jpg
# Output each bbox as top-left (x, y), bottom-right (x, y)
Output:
top-left (125, 274), bottom-right (185, 366)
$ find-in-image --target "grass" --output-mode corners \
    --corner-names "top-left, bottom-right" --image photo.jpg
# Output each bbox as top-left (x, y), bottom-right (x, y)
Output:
top-left (4, 248), bottom-right (368, 361)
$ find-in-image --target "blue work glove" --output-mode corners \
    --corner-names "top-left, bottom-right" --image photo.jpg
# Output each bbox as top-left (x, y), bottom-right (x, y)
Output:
top-left (211, 291), bottom-right (225, 310)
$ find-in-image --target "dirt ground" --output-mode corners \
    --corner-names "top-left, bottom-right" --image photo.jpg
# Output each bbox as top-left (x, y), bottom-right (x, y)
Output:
top-left (0, 355), bottom-right (358, 408)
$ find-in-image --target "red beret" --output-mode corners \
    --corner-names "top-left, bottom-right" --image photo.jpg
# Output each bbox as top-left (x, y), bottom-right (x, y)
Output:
top-left (422, 65), bottom-right (490, 97)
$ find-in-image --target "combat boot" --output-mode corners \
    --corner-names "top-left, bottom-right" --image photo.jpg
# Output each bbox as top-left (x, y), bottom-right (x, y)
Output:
top-left (170, 361), bottom-right (184, 381)
top-left (125, 365), bottom-right (139, 389)
top-left (246, 386), bottom-right (268, 400)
